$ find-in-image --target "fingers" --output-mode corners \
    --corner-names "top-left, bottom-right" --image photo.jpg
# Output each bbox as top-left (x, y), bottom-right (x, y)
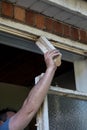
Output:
top-left (44, 49), bottom-right (62, 67)
top-left (45, 49), bottom-right (60, 59)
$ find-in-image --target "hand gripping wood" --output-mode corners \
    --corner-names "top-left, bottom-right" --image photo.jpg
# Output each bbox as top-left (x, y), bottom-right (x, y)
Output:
top-left (36, 36), bottom-right (62, 66)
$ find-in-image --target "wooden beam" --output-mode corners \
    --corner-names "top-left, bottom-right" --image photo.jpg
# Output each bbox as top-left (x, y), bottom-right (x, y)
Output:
top-left (36, 36), bottom-right (62, 66)
top-left (49, 86), bottom-right (87, 101)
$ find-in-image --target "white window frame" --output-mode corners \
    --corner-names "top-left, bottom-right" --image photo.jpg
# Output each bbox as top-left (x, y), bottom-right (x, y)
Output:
top-left (35, 74), bottom-right (87, 130)
top-left (35, 73), bottom-right (49, 130)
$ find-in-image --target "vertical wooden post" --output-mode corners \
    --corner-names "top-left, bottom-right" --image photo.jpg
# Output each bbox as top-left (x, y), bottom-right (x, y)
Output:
top-left (35, 73), bottom-right (49, 130)
top-left (74, 59), bottom-right (87, 92)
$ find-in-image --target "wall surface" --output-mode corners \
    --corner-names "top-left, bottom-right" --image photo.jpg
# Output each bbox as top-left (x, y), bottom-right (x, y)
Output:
top-left (0, 83), bottom-right (29, 110)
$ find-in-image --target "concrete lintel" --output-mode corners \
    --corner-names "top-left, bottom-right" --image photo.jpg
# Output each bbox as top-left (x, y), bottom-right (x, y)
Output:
top-left (42, 0), bottom-right (87, 17)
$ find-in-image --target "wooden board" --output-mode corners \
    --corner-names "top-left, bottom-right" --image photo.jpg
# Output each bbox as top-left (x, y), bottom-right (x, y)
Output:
top-left (36, 36), bottom-right (62, 66)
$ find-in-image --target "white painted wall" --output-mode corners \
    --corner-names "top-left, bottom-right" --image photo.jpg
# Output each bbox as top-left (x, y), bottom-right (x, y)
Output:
top-left (74, 59), bottom-right (87, 93)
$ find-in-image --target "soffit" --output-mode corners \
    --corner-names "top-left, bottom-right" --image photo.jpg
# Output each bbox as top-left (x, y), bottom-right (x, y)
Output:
top-left (8, 0), bottom-right (87, 30)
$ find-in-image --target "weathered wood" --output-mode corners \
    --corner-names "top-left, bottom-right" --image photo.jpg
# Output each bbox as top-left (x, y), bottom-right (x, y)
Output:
top-left (49, 86), bottom-right (87, 101)
top-left (35, 73), bottom-right (49, 130)
top-left (36, 36), bottom-right (62, 66)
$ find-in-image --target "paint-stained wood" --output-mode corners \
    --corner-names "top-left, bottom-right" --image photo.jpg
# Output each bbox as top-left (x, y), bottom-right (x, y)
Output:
top-left (36, 36), bottom-right (62, 66)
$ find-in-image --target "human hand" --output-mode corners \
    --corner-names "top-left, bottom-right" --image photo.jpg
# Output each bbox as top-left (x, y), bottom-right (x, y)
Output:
top-left (44, 49), bottom-right (62, 70)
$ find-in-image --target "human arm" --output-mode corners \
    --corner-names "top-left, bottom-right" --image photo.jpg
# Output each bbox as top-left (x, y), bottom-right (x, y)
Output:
top-left (9, 49), bottom-right (61, 130)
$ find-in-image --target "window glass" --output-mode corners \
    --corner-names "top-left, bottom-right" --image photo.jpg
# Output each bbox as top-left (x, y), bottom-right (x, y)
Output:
top-left (48, 94), bottom-right (87, 130)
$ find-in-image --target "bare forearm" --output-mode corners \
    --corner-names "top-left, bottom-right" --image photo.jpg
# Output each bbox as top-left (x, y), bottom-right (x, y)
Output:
top-left (24, 67), bottom-right (56, 113)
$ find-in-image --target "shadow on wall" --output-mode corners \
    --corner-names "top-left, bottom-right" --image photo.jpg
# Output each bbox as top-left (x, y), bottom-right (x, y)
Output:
top-left (0, 82), bottom-right (29, 110)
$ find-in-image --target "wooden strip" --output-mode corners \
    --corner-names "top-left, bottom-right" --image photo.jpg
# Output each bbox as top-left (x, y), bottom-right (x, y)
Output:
top-left (36, 36), bottom-right (62, 66)
top-left (49, 86), bottom-right (87, 100)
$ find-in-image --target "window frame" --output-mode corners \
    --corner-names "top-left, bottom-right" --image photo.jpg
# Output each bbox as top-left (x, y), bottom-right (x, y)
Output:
top-left (36, 85), bottom-right (87, 130)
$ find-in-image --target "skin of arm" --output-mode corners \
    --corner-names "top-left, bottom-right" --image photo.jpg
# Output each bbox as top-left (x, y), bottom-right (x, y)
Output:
top-left (9, 49), bottom-right (61, 130)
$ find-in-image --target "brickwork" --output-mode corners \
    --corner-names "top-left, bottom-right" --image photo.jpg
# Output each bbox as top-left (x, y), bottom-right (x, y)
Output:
top-left (63, 24), bottom-right (71, 38)
top-left (2, 1), bottom-right (14, 18)
top-left (0, 2), bottom-right (1, 15)
top-left (55, 21), bottom-right (63, 36)
top-left (1, 1), bottom-right (87, 44)
top-left (14, 6), bottom-right (25, 22)
top-left (71, 27), bottom-right (79, 41)
top-left (26, 10), bottom-right (35, 26)
top-left (79, 30), bottom-right (87, 43)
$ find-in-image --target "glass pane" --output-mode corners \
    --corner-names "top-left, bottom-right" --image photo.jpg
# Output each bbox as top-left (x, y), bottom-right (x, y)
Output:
top-left (48, 94), bottom-right (87, 130)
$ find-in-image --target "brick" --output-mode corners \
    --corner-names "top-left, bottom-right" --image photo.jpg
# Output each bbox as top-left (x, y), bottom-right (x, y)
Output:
top-left (2, 1), bottom-right (13, 18)
top-left (45, 17), bottom-right (53, 33)
top-left (14, 6), bottom-right (25, 22)
top-left (53, 21), bottom-right (63, 36)
top-left (79, 30), bottom-right (87, 43)
top-left (0, 2), bottom-right (1, 15)
top-left (63, 24), bottom-right (71, 38)
top-left (35, 13), bottom-right (45, 30)
top-left (26, 10), bottom-right (35, 26)
top-left (71, 27), bottom-right (79, 41)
